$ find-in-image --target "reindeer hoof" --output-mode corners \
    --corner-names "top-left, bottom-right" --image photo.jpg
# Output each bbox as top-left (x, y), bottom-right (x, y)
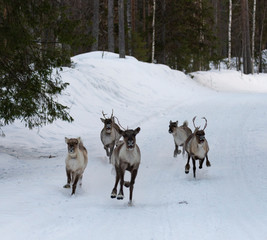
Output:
top-left (117, 194), bottom-right (124, 200)
top-left (207, 162), bottom-right (211, 167)
top-left (185, 164), bottom-right (190, 174)
top-left (63, 184), bottom-right (70, 188)
top-left (177, 150), bottom-right (182, 154)
top-left (111, 189), bottom-right (117, 198)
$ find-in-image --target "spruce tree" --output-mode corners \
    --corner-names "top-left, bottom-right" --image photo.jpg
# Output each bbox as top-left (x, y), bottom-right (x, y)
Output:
top-left (0, 0), bottom-right (86, 128)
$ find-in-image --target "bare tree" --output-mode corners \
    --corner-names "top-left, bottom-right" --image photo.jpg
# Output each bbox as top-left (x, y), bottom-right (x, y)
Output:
top-left (127, 0), bottom-right (132, 55)
top-left (151, 0), bottom-right (156, 63)
top-left (92, 0), bottom-right (100, 51)
top-left (108, 0), bottom-right (115, 52)
top-left (241, 0), bottom-right (252, 74)
top-left (251, 0), bottom-right (256, 74)
top-left (118, 0), bottom-right (125, 58)
top-left (258, 3), bottom-right (266, 73)
top-left (228, 0), bottom-right (232, 69)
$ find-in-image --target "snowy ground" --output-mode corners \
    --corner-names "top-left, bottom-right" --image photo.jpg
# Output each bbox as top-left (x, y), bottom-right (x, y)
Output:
top-left (1, 52), bottom-right (267, 240)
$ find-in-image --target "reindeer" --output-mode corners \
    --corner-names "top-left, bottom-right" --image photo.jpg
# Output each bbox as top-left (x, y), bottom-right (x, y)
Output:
top-left (100, 110), bottom-right (122, 163)
top-left (110, 127), bottom-right (141, 205)
top-left (64, 137), bottom-right (88, 195)
top-left (169, 120), bottom-right (192, 157)
top-left (183, 116), bottom-right (211, 178)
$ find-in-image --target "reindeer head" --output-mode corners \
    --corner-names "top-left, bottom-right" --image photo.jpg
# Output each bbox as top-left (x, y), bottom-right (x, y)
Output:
top-left (192, 116), bottom-right (207, 144)
top-left (119, 127), bottom-right (140, 150)
top-left (65, 137), bottom-right (81, 155)
top-left (168, 120), bottom-right (178, 134)
top-left (101, 110), bottom-right (114, 134)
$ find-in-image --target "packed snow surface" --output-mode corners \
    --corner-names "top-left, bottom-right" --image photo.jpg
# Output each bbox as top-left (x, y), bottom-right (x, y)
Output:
top-left (1, 51), bottom-right (267, 240)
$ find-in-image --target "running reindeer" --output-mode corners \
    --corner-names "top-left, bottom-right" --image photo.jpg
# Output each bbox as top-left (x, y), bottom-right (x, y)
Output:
top-left (110, 127), bottom-right (141, 205)
top-left (169, 120), bottom-right (192, 157)
top-left (183, 116), bottom-right (211, 178)
top-left (100, 110), bottom-right (122, 163)
top-left (64, 137), bottom-right (88, 195)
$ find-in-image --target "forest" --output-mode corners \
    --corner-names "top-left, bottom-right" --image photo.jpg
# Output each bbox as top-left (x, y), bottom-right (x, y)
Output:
top-left (0, 0), bottom-right (267, 128)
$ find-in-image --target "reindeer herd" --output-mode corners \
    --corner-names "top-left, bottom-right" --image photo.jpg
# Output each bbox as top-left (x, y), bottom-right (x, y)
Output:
top-left (64, 110), bottom-right (211, 204)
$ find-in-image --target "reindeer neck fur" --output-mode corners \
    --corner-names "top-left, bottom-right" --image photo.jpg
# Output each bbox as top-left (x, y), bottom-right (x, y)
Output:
top-left (188, 135), bottom-right (209, 160)
top-left (116, 142), bottom-right (141, 166)
top-left (101, 128), bottom-right (117, 145)
top-left (66, 141), bottom-right (88, 172)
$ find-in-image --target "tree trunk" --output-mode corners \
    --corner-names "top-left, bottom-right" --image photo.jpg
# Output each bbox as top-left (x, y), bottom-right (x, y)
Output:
top-left (108, 0), bottom-right (114, 52)
top-left (118, 0), bottom-right (125, 58)
top-left (127, 0), bottom-right (132, 55)
top-left (228, 0), bottom-right (232, 69)
top-left (241, 0), bottom-right (252, 74)
top-left (92, 0), bottom-right (100, 51)
top-left (258, 3), bottom-right (266, 73)
top-left (251, 0), bottom-right (256, 74)
top-left (151, 0), bottom-right (156, 63)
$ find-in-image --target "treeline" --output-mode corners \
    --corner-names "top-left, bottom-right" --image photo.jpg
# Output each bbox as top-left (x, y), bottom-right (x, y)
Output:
top-left (0, 0), bottom-right (267, 128)
top-left (61, 0), bottom-right (267, 73)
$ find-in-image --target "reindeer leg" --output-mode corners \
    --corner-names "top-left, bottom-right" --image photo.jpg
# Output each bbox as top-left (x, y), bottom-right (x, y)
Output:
top-left (192, 158), bottom-right (196, 178)
top-left (63, 169), bottom-right (71, 188)
top-left (109, 143), bottom-right (115, 163)
top-left (199, 159), bottom-right (204, 169)
top-left (174, 143), bottom-right (179, 157)
top-left (185, 155), bottom-right (190, 174)
top-left (129, 169), bottom-right (138, 204)
top-left (71, 174), bottom-right (81, 195)
top-left (111, 166), bottom-right (120, 198)
top-left (206, 154), bottom-right (211, 167)
top-left (79, 175), bottom-right (83, 187)
top-left (104, 146), bottom-right (110, 157)
top-left (117, 164), bottom-right (126, 200)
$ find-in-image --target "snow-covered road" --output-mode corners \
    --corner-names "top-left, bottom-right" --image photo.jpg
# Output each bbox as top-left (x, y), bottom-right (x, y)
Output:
top-left (1, 52), bottom-right (267, 240)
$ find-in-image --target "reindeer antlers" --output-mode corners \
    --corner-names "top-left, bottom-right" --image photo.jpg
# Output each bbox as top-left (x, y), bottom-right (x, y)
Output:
top-left (202, 117), bottom-right (207, 130)
top-left (102, 110), bottom-right (108, 119)
top-left (102, 109), bottom-right (114, 119)
top-left (192, 116), bottom-right (208, 130)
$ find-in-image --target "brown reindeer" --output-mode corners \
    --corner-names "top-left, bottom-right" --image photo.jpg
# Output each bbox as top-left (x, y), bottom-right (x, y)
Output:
top-left (183, 116), bottom-right (211, 178)
top-left (110, 127), bottom-right (141, 205)
top-left (64, 137), bottom-right (88, 195)
top-left (100, 110), bottom-right (122, 163)
top-left (169, 120), bottom-right (192, 157)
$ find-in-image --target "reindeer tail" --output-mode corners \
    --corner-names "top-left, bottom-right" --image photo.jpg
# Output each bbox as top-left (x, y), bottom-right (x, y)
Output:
top-left (182, 120), bottom-right (189, 127)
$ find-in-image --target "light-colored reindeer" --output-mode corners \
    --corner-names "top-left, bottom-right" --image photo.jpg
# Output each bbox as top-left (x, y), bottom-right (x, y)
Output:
top-left (169, 120), bottom-right (192, 157)
top-left (110, 127), bottom-right (141, 205)
top-left (100, 110), bottom-right (122, 163)
top-left (183, 116), bottom-right (211, 178)
top-left (64, 137), bottom-right (88, 195)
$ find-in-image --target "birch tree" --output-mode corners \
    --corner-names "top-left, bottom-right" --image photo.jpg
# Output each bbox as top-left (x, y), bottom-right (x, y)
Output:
top-left (108, 0), bottom-right (114, 52)
top-left (127, 0), bottom-right (132, 55)
top-left (118, 0), bottom-right (125, 58)
top-left (251, 0), bottom-right (256, 74)
top-left (228, 0), bottom-right (232, 69)
top-left (151, 0), bottom-right (156, 63)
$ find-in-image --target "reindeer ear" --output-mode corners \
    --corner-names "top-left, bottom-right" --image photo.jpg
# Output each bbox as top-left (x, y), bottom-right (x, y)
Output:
top-left (118, 129), bottom-right (124, 135)
top-left (65, 137), bottom-right (69, 143)
top-left (100, 118), bottom-right (105, 123)
top-left (134, 127), bottom-right (141, 135)
top-left (176, 121), bottom-right (178, 125)
top-left (77, 137), bottom-right (81, 143)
